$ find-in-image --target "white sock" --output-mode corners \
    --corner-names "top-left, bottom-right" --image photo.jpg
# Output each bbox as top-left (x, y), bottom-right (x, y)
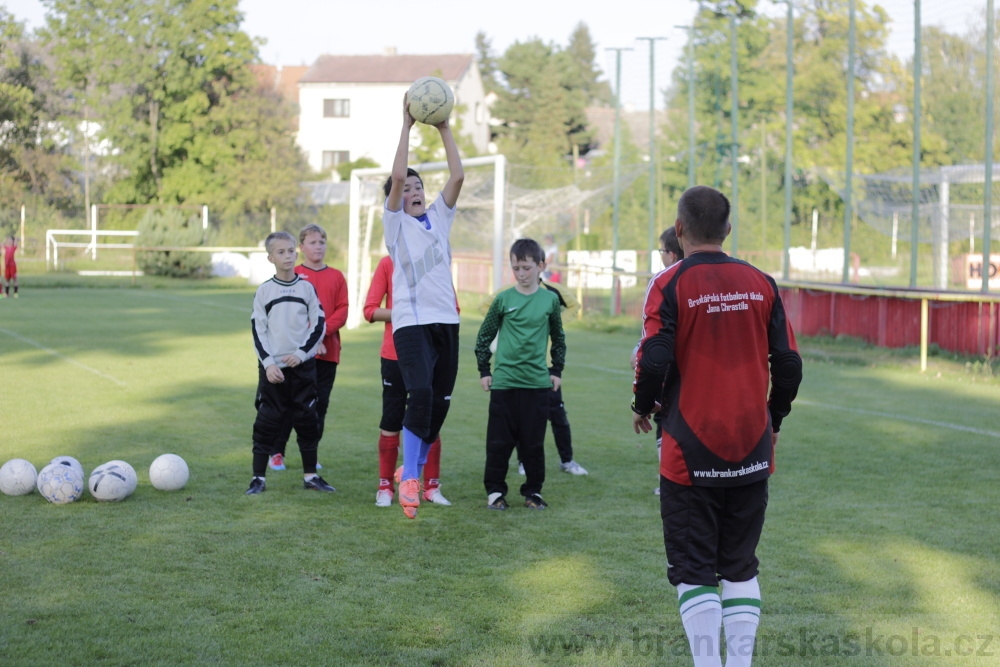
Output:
top-left (721, 578), bottom-right (761, 667)
top-left (677, 583), bottom-right (723, 667)
top-left (304, 473), bottom-right (317, 481)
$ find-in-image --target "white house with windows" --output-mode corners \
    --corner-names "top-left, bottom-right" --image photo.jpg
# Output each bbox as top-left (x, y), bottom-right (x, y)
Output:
top-left (297, 52), bottom-right (491, 175)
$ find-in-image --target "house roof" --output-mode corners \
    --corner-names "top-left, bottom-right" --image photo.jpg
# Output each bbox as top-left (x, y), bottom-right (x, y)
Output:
top-left (299, 54), bottom-right (474, 85)
top-left (250, 64), bottom-right (309, 103)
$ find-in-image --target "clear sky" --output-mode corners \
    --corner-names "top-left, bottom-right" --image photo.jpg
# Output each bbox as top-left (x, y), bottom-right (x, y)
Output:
top-left (2, 0), bottom-right (985, 111)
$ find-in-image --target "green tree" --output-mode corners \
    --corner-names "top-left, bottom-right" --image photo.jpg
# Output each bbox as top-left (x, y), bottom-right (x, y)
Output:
top-left (41, 0), bottom-right (307, 221)
top-left (474, 31), bottom-right (500, 95)
top-left (136, 208), bottom-right (212, 277)
top-left (920, 18), bottom-right (1000, 165)
top-left (564, 22), bottom-right (613, 106)
top-left (0, 9), bottom-right (77, 211)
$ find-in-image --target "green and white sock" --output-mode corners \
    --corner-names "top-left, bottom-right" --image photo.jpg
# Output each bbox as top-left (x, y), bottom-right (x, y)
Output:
top-left (677, 583), bottom-right (723, 667)
top-left (721, 577), bottom-right (761, 667)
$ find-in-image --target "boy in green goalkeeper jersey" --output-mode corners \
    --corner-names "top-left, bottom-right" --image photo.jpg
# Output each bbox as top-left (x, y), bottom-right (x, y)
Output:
top-left (474, 238), bottom-right (566, 511)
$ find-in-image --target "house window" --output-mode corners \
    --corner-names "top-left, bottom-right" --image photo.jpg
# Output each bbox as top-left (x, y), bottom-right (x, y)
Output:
top-left (323, 99), bottom-right (350, 118)
top-left (322, 151), bottom-right (350, 170)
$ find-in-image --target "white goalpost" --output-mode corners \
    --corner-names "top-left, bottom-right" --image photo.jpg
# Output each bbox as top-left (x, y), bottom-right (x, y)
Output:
top-left (346, 154), bottom-right (507, 330)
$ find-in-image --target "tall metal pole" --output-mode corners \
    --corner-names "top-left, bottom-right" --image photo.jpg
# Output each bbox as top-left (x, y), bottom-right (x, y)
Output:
top-left (984, 0), bottom-right (995, 293)
top-left (843, 0), bottom-right (857, 283)
top-left (607, 47), bottom-right (631, 315)
top-left (783, 1), bottom-right (794, 280)
top-left (676, 25), bottom-right (697, 188)
top-left (730, 11), bottom-right (740, 256)
top-left (638, 37), bottom-right (667, 266)
top-left (910, 0), bottom-right (922, 287)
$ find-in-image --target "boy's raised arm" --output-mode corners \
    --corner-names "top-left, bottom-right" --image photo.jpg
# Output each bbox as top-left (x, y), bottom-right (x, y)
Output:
top-left (436, 117), bottom-right (464, 209)
top-left (386, 94), bottom-right (416, 213)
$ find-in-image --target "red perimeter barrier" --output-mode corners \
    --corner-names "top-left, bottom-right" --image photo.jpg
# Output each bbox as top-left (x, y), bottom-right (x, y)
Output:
top-left (779, 283), bottom-right (1000, 357)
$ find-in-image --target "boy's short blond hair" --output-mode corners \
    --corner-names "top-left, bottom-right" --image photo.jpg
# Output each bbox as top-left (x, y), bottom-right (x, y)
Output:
top-left (265, 231), bottom-right (296, 253)
top-left (299, 223), bottom-right (327, 243)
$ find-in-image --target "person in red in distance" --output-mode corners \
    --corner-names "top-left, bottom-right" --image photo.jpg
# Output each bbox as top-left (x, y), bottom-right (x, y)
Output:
top-left (363, 254), bottom-right (451, 508)
top-left (631, 186), bottom-right (802, 667)
top-left (2, 234), bottom-right (18, 298)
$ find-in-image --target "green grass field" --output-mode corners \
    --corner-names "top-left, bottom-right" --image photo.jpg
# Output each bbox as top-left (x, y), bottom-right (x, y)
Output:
top-left (2, 284), bottom-right (999, 666)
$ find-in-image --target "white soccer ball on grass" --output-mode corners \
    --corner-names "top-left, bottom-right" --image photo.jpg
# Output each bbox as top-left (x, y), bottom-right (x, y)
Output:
top-left (148, 454), bottom-right (189, 491)
top-left (89, 462), bottom-right (134, 502)
top-left (50, 456), bottom-right (85, 479)
top-left (0, 458), bottom-right (38, 496)
top-left (36, 463), bottom-right (84, 504)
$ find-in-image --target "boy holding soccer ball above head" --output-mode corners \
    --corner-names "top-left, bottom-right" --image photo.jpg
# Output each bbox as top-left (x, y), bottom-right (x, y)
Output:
top-left (475, 238), bottom-right (566, 511)
top-left (631, 186), bottom-right (801, 667)
top-left (382, 91), bottom-right (463, 519)
top-left (245, 231), bottom-right (335, 495)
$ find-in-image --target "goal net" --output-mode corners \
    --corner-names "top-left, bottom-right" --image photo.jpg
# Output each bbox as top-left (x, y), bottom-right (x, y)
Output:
top-left (819, 164), bottom-right (1000, 288)
top-left (346, 155), bottom-right (642, 328)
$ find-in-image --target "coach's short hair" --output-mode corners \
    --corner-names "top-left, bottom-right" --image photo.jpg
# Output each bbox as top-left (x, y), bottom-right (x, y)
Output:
top-left (382, 168), bottom-right (424, 199)
top-left (677, 186), bottom-right (731, 245)
top-left (510, 238), bottom-right (545, 264)
top-left (265, 231), bottom-right (296, 253)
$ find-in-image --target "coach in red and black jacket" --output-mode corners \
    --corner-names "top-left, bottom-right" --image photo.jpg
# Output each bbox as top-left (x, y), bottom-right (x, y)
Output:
top-left (631, 185), bottom-right (802, 667)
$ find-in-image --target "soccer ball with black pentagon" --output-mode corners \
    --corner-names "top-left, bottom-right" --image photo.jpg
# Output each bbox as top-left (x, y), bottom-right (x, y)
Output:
top-left (49, 455), bottom-right (84, 479)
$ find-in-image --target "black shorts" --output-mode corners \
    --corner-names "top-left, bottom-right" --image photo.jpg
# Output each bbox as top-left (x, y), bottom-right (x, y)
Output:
top-left (379, 357), bottom-right (406, 432)
top-left (659, 477), bottom-right (768, 587)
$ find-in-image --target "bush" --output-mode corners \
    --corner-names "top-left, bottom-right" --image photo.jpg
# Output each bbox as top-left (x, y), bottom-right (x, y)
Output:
top-left (136, 209), bottom-right (212, 278)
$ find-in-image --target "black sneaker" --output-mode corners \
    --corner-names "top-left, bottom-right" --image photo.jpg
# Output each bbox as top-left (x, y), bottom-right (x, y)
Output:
top-left (524, 493), bottom-right (548, 510)
top-left (487, 493), bottom-right (508, 510)
top-left (245, 477), bottom-right (266, 495)
top-left (303, 475), bottom-right (336, 492)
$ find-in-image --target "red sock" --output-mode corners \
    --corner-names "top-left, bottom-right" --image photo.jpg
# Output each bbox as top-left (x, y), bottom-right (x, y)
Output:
top-left (423, 437), bottom-right (442, 489)
top-left (378, 433), bottom-right (399, 490)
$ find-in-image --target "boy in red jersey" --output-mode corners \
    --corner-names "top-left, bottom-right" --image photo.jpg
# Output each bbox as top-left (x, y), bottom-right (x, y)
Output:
top-left (268, 224), bottom-right (348, 472)
top-left (632, 186), bottom-right (802, 667)
top-left (363, 255), bottom-right (449, 507)
top-left (2, 235), bottom-right (17, 298)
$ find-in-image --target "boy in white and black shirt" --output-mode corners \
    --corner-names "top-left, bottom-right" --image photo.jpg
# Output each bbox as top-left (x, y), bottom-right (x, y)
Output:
top-left (246, 231), bottom-right (334, 495)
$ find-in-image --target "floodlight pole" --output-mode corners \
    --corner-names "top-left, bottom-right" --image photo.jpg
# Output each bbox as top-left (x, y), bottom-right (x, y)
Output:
top-left (729, 10), bottom-right (740, 257)
top-left (638, 37), bottom-right (667, 268)
top-left (674, 25), bottom-right (697, 189)
top-left (983, 0), bottom-right (995, 293)
top-left (782, 1), bottom-right (794, 280)
top-left (910, 0), bottom-right (922, 288)
top-left (607, 47), bottom-right (632, 316)
top-left (843, 0), bottom-right (857, 284)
